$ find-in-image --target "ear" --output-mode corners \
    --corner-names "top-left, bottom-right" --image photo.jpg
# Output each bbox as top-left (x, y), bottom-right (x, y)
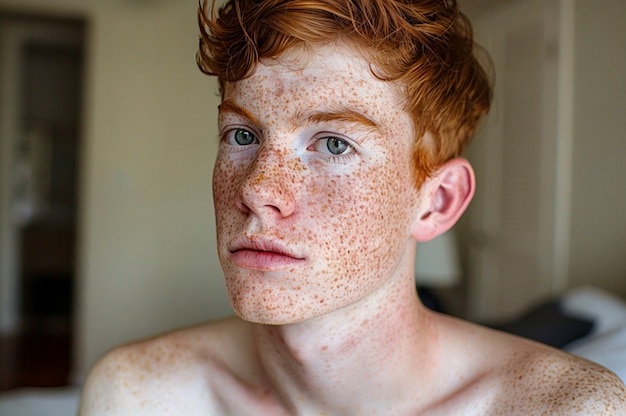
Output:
top-left (411, 158), bottom-right (475, 242)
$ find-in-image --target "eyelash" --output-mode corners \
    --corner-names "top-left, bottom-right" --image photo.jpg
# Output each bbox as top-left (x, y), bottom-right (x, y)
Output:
top-left (221, 127), bottom-right (359, 163)
top-left (222, 127), bottom-right (259, 147)
top-left (313, 136), bottom-right (358, 163)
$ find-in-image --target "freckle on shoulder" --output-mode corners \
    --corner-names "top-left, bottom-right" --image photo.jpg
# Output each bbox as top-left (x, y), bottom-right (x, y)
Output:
top-left (501, 347), bottom-right (626, 413)
top-left (572, 358), bottom-right (626, 413)
top-left (80, 322), bottom-right (234, 415)
top-left (88, 318), bottom-right (240, 383)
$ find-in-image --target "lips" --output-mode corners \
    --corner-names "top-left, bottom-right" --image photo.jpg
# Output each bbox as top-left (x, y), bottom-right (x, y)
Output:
top-left (228, 236), bottom-right (306, 271)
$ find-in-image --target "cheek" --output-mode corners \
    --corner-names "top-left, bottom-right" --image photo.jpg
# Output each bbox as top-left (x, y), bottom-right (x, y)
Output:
top-left (310, 158), bottom-right (418, 273)
top-left (212, 154), bottom-right (241, 226)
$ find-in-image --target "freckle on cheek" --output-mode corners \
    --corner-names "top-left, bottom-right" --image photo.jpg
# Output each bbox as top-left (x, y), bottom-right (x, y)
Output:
top-left (215, 50), bottom-right (419, 324)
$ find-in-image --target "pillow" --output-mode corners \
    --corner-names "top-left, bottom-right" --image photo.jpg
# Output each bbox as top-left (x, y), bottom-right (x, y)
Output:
top-left (487, 299), bottom-right (594, 348)
top-left (560, 286), bottom-right (626, 336)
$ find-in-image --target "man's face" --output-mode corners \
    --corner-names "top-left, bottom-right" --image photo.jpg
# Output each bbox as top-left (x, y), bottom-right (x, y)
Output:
top-left (213, 47), bottom-right (423, 324)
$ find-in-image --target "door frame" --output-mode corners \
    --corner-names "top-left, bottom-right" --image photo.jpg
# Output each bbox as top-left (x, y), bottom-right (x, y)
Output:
top-left (0, 14), bottom-right (84, 334)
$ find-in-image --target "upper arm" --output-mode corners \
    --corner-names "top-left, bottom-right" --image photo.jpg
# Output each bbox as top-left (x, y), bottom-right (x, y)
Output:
top-left (494, 347), bottom-right (626, 415)
top-left (78, 339), bottom-right (221, 416)
top-left (568, 365), bottom-right (626, 415)
top-left (536, 356), bottom-right (626, 415)
top-left (78, 347), bottom-right (145, 416)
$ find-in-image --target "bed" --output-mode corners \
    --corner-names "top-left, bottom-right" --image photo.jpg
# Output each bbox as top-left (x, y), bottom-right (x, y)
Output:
top-left (1, 286), bottom-right (625, 415)
top-left (0, 385), bottom-right (81, 415)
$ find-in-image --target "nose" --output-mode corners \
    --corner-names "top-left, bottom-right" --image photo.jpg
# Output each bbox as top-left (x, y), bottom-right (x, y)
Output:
top-left (236, 145), bottom-right (300, 218)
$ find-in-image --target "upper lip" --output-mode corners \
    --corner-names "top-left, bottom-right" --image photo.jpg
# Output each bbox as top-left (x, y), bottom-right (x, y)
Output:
top-left (228, 236), bottom-right (305, 259)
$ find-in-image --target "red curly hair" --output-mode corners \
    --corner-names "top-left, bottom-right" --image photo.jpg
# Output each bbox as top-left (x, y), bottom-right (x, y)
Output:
top-left (197, 0), bottom-right (492, 186)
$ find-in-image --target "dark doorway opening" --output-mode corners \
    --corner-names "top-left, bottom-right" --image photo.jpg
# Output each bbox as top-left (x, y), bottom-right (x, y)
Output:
top-left (0, 12), bottom-right (86, 392)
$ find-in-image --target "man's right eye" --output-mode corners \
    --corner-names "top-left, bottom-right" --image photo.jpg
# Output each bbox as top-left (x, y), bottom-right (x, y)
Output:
top-left (228, 128), bottom-right (257, 146)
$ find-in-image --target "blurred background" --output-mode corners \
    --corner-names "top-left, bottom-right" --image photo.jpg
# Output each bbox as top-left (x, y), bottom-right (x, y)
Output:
top-left (0, 0), bottom-right (624, 394)
top-left (0, 0), bottom-right (229, 391)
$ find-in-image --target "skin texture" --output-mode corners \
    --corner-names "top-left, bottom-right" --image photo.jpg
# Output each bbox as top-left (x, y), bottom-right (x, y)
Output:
top-left (214, 47), bottom-right (425, 325)
top-left (79, 47), bottom-right (626, 415)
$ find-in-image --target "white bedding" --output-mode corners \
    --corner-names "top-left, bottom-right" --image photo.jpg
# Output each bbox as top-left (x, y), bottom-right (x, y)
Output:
top-left (562, 286), bottom-right (626, 383)
top-left (0, 386), bottom-right (81, 416)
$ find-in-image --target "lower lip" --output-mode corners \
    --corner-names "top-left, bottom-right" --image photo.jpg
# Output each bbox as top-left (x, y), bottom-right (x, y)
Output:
top-left (230, 250), bottom-right (305, 271)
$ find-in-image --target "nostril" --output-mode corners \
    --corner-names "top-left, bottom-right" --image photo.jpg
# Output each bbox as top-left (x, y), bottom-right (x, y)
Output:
top-left (237, 200), bottom-right (251, 214)
top-left (235, 153), bottom-right (299, 218)
top-left (237, 176), bottom-right (296, 218)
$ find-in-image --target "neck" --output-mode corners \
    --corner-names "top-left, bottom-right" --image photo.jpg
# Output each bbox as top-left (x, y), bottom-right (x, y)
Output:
top-left (252, 269), bottom-right (441, 414)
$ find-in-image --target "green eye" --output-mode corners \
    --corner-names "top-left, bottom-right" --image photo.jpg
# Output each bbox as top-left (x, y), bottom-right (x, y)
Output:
top-left (233, 129), bottom-right (256, 146)
top-left (311, 136), bottom-right (355, 159)
top-left (326, 137), bottom-right (350, 155)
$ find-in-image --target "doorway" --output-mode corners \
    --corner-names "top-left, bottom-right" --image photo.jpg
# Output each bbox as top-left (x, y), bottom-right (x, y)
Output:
top-left (0, 12), bottom-right (85, 391)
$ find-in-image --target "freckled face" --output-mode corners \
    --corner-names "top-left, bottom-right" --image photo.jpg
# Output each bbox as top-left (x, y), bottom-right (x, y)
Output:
top-left (213, 47), bottom-right (422, 324)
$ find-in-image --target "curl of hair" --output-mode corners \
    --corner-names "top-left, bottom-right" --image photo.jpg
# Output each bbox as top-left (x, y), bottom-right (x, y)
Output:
top-left (197, 0), bottom-right (493, 186)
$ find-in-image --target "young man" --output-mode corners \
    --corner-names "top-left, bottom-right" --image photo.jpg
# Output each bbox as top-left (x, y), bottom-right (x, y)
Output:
top-left (80, 0), bottom-right (626, 414)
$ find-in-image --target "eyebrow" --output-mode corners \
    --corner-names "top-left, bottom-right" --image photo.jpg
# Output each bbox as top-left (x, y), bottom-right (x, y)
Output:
top-left (219, 99), bottom-right (381, 133)
top-left (218, 100), bottom-right (262, 127)
top-left (296, 109), bottom-right (381, 133)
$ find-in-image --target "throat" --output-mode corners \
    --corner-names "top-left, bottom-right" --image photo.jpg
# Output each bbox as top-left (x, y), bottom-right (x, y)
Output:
top-left (252, 294), bottom-right (436, 412)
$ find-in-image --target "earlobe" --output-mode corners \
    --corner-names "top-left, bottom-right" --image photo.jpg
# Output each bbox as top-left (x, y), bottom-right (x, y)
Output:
top-left (411, 158), bottom-right (475, 242)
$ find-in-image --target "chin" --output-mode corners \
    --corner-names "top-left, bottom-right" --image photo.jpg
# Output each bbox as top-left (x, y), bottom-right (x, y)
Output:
top-left (235, 313), bottom-right (307, 326)
top-left (229, 296), bottom-right (326, 326)
top-left (231, 304), bottom-right (311, 326)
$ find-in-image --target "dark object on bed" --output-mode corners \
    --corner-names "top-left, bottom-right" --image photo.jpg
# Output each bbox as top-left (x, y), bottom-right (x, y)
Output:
top-left (416, 286), bottom-right (594, 348)
top-left (417, 286), bottom-right (445, 313)
top-left (487, 299), bottom-right (594, 348)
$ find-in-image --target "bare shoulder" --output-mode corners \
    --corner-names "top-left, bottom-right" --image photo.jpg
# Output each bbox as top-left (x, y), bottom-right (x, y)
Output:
top-left (79, 317), bottom-right (250, 416)
top-left (436, 315), bottom-right (626, 415)
top-left (493, 335), bottom-right (626, 415)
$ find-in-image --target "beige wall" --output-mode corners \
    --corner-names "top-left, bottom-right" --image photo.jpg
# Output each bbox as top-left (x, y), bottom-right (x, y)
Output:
top-left (0, 0), bottom-right (231, 379)
top-left (568, 0), bottom-right (626, 295)
top-left (76, 0), bottom-right (234, 379)
top-left (464, 0), bottom-right (626, 298)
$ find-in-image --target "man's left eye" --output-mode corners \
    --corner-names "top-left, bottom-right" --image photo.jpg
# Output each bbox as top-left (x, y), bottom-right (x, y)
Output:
top-left (315, 136), bottom-right (354, 156)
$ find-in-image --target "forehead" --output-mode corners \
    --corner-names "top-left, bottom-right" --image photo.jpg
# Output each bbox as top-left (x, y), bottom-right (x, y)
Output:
top-left (221, 46), bottom-right (410, 130)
